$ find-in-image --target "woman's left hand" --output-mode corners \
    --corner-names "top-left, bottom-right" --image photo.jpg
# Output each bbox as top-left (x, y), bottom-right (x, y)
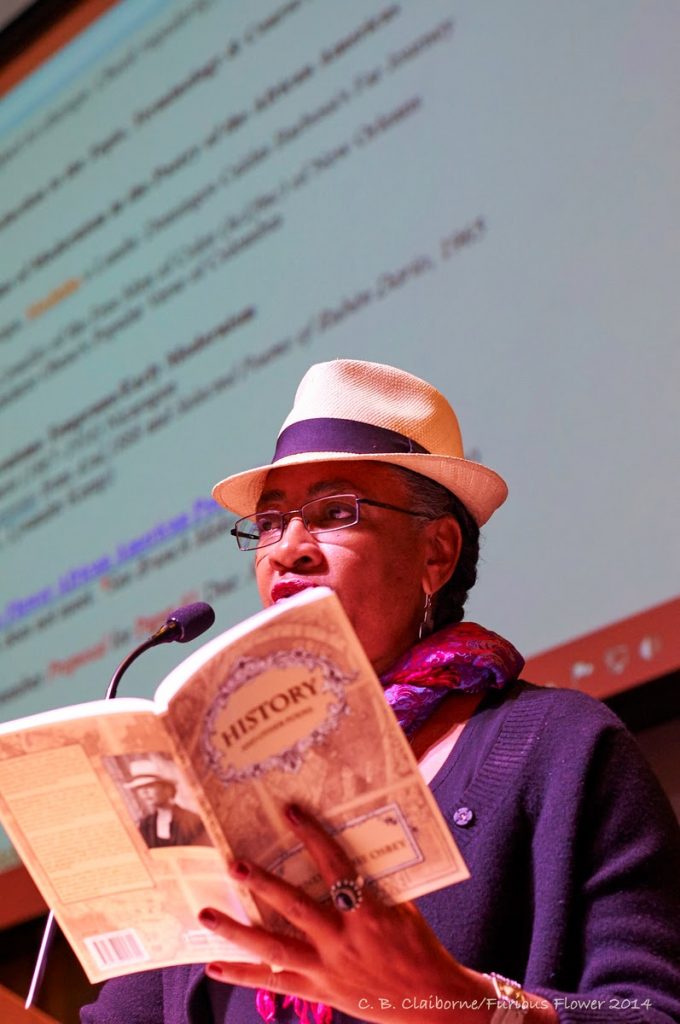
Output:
top-left (198, 803), bottom-right (485, 1023)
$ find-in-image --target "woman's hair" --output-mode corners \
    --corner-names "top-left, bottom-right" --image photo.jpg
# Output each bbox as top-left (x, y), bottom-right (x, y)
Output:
top-left (388, 464), bottom-right (480, 628)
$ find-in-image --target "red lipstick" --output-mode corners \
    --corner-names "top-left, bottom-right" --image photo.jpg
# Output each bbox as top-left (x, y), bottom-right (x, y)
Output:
top-left (271, 580), bottom-right (316, 602)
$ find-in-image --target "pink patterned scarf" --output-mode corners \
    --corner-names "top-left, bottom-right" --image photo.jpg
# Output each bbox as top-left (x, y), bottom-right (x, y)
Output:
top-left (380, 620), bottom-right (523, 735)
top-left (255, 621), bottom-right (523, 1024)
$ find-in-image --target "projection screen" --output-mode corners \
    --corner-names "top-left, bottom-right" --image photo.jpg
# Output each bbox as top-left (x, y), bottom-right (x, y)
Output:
top-left (0, 0), bottom-right (678, 891)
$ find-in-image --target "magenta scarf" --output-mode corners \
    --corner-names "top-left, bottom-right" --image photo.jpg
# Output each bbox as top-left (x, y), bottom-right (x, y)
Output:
top-left (255, 621), bottom-right (523, 1024)
top-left (381, 620), bottom-right (524, 735)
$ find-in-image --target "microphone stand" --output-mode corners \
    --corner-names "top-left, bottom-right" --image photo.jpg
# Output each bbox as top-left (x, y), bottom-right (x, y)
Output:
top-left (25, 607), bottom-right (214, 1009)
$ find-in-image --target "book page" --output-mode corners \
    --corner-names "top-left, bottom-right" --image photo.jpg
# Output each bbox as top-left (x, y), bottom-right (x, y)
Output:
top-left (164, 588), bottom-right (468, 923)
top-left (0, 705), bottom-right (257, 982)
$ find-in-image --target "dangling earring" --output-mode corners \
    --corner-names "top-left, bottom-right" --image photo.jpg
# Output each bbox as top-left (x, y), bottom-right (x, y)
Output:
top-left (418, 592), bottom-right (434, 641)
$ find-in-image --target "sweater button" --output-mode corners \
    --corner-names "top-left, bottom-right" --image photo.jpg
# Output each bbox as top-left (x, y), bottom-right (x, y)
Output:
top-left (452, 806), bottom-right (474, 827)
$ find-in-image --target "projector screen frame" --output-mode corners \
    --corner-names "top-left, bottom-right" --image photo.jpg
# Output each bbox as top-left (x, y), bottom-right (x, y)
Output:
top-left (0, 0), bottom-right (119, 97)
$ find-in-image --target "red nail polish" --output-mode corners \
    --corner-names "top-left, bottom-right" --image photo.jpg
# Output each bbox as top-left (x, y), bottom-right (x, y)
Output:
top-left (207, 962), bottom-right (223, 978)
top-left (286, 803), bottom-right (303, 825)
top-left (230, 860), bottom-right (250, 879)
top-left (199, 908), bottom-right (218, 929)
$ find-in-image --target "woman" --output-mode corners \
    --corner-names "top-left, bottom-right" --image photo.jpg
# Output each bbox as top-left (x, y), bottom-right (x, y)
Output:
top-left (83, 360), bottom-right (680, 1023)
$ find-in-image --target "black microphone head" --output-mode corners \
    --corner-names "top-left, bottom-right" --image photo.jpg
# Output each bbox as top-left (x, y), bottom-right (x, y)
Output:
top-left (167, 602), bottom-right (215, 642)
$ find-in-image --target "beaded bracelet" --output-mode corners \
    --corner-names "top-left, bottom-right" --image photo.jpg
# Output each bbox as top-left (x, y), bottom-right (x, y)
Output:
top-left (484, 972), bottom-right (529, 1022)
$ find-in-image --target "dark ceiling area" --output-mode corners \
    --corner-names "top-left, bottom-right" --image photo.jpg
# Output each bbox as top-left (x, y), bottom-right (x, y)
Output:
top-left (0, 0), bottom-right (80, 67)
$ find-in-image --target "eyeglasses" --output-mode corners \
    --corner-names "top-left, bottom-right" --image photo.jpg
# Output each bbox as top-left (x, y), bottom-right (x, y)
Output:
top-left (231, 493), bottom-right (422, 551)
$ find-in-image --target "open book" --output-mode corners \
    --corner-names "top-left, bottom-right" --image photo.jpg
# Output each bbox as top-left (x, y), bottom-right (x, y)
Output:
top-left (0, 588), bottom-right (468, 983)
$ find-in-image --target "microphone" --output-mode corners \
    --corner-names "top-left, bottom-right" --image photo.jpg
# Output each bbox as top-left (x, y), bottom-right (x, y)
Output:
top-left (26, 599), bottom-right (217, 1009)
top-left (150, 601), bottom-right (216, 644)
top-left (106, 601), bottom-right (216, 699)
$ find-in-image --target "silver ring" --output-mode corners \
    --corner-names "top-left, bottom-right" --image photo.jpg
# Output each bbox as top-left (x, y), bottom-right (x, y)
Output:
top-left (329, 875), bottom-right (364, 912)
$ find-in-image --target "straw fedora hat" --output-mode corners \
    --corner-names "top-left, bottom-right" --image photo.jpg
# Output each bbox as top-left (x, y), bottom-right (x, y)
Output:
top-left (212, 359), bottom-right (508, 526)
top-left (125, 773), bottom-right (176, 791)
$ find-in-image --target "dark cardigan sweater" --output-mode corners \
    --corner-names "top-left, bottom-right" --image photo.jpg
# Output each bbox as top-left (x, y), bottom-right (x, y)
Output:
top-left (81, 683), bottom-right (680, 1024)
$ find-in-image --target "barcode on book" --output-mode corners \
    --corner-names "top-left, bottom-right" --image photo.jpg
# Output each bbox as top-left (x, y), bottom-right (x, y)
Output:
top-left (85, 929), bottom-right (149, 969)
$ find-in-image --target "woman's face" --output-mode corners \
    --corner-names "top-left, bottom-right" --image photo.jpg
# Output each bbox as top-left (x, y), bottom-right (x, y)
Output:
top-left (253, 461), bottom-right (443, 673)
